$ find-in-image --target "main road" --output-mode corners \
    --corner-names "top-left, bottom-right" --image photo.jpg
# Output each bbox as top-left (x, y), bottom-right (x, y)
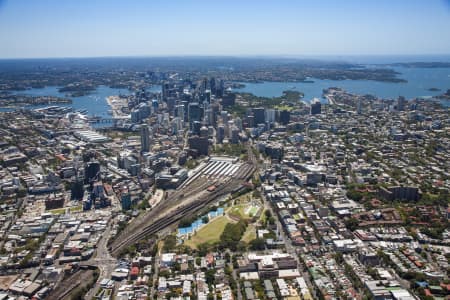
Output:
top-left (84, 223), bottom-right (117, 300)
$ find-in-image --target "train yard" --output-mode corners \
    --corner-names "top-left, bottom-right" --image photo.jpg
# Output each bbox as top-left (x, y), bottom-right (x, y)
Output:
top-left (110, 157), bottom-right (254, 257)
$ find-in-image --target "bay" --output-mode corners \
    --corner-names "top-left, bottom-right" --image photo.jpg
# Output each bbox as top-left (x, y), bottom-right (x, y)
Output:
top-left (235, 67), bottom-right (450, 107)
top-left (10, 85), bottom-right (132, 117)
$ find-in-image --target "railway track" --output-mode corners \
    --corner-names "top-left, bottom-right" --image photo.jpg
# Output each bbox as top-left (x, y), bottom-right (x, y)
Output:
top-left (47, 270), bottom-right (95, 300)
top-left (111, 163), bottom-right (254, 256)
top-left (112, 178), bottom-right (216, 242)
top-left (111, 179), bottom-right (234, 255)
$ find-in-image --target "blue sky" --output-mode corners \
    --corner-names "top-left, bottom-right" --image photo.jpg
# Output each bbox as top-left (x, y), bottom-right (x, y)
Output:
top-left (0, 0), bottom-right (450, 58)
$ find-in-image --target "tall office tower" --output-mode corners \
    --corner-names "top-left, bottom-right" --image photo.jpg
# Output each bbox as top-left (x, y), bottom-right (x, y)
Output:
top-left (188, 102), bottom-right (203, 127)
top-left (216, 79), bottom-right (224, 97)
top-left (121, 192), bottom-right (132, 211)
top-left (205, 108), bottom-right (215, 126)
top-left (199, 90), bottom-right (211, 104)
top-left (252, 107), bottom-right (266, 125)
top-left (397, 96), bottom-right (406, 111)
top-left (166, 97), bottom-right (176, 112)
top-left (357, 98), bottom-right (363, 114)
top-left (181, 100), bottom-right (189, 120)
top-left (171, 117), bottom-right (182, 134)
top-left (141, 125), bottom-right (150, 153)
top-left (152, 99), bottom-right (159, 111)
top-left (175, 104), bottom-right (185, 121)
top-left (247, 115), bottom-right (255, 128)
top-left (201, 78), bottom-right (208, 93)
top-left (200, 126), bottom-right (209, 138)
top-left (211, 102), bottom-right (220, 119)
top-left (84, 161), bottom-right (100, 184)
top-left (192, 121), bottom-right (202, 136)
top-left (265, 109), bottom-right (276, 123)
top-left (278, 110), bottom-right (290, 125)
top-left (188, 136), bottom-right (209, 156)
top-left (131, 109), bottom-right (140, 123)
top-left (210, 77), bottom-right (216, 95)
top-left (222, 93), bottom-right (236, 107)
top-left (231, 126), bottom-right (240, 144)
top-left (71, 179), bottom-right (84, 200)
top-left (216, 124), bottom-right (225, 144)
top-left (221, 111), bottom-right (229, 123)
top-left (310, 98), bottom-right (322, 115)
top-left (162, 82), bottom-right (170, 101)
top-left (235, 117), bottom-right (243, 130)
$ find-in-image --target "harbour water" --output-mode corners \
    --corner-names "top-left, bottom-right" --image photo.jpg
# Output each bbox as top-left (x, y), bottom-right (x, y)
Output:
top-left (8, 85), bottom-right (131, 117)
top-left (4, 85), bottom-right (163, 116)
top-left (2, 66), bottom-right (449, 116)
top-left (235, 67), bottom-right (450, 107)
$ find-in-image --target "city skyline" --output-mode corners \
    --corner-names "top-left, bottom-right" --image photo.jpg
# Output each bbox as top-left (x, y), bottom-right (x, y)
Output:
top-left (1, 0), bottom-right (450, 59)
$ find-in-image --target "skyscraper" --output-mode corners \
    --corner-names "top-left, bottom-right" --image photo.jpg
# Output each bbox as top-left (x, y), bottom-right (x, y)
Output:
top-left (188, 136), bottom-right (209, 156)
top-left (141, 125), bottom-right (150, 153)
top-left (265, 109), bottom-right (276, 123)
top-left (188, 102), bottom-right (203, 127)
top-left (231, 126), bottom-right (240, 144)
top-left (310, 98), bottom-right (322, 115)
top-left (217, 124), bottom-right (225, 144)
top-left (279, 110), bottom-right (290, 125)
top-left (356, 98), bottom-right (363, 114)
top-left (121, 192), bottom-right (132, 210)
top-left (162, 82), bottom-right (170, 101)
top-left (397, 96), bottom-right (406, 111)
top-left (84, 161), bottom-right (100, 184)
top-left (252, 107), bottom-right (266, 126)
top-left (222, 93), bottom-right (236, 107)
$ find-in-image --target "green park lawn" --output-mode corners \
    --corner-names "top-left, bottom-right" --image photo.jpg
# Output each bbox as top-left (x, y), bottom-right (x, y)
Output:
top-left (184, 216), bottom-right (234, 249)
top-left (241, 224), bottom-right (257, 243)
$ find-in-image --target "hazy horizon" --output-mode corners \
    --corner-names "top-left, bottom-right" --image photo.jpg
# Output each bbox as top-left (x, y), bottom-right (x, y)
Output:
top-left (2, 54), bottom-right (450, 66)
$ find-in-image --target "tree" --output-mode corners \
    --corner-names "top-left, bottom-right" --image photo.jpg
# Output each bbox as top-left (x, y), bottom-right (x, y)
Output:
top-left (346, 189), bottom-right (364, 202)
top-left (220, 220), bottom-right (247, 251)
top-left (334, 252), bottom-right (344, 264)
top-left (163, 235), bottom-right (177, 251)
top-left (179, 216), bottom-right (195, 228)
top-left (249, 238), bottom-right (265, 251)
top-left (16, 189), bottom-right (27, 198)
top-left (344, 217), bottom-right (359, 231)
top-left (206, 269), bottom-right (216, 286)
top-left (197, 243), bottom-right (208, 257)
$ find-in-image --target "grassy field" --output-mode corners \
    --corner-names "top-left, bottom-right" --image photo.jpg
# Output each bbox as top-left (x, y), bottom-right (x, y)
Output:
top-left (184, 192), bottom-right (262, 248)
top-left (184, 216), bottom-right (234, 249)
top-left (228, 203), bottom-right (260, 220)
top-left (241, 224), bottom-right (257, 243)
top-left (228, 204), bottom-right (247, 219)
top-left (49, 208), bottom-right (66, 215)
top-left (49, 205), bottom-right (82, 215)
top-left (69, 205), bottom-right (82, 213)
top-left (246, 206), bottom-right (259, 217)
